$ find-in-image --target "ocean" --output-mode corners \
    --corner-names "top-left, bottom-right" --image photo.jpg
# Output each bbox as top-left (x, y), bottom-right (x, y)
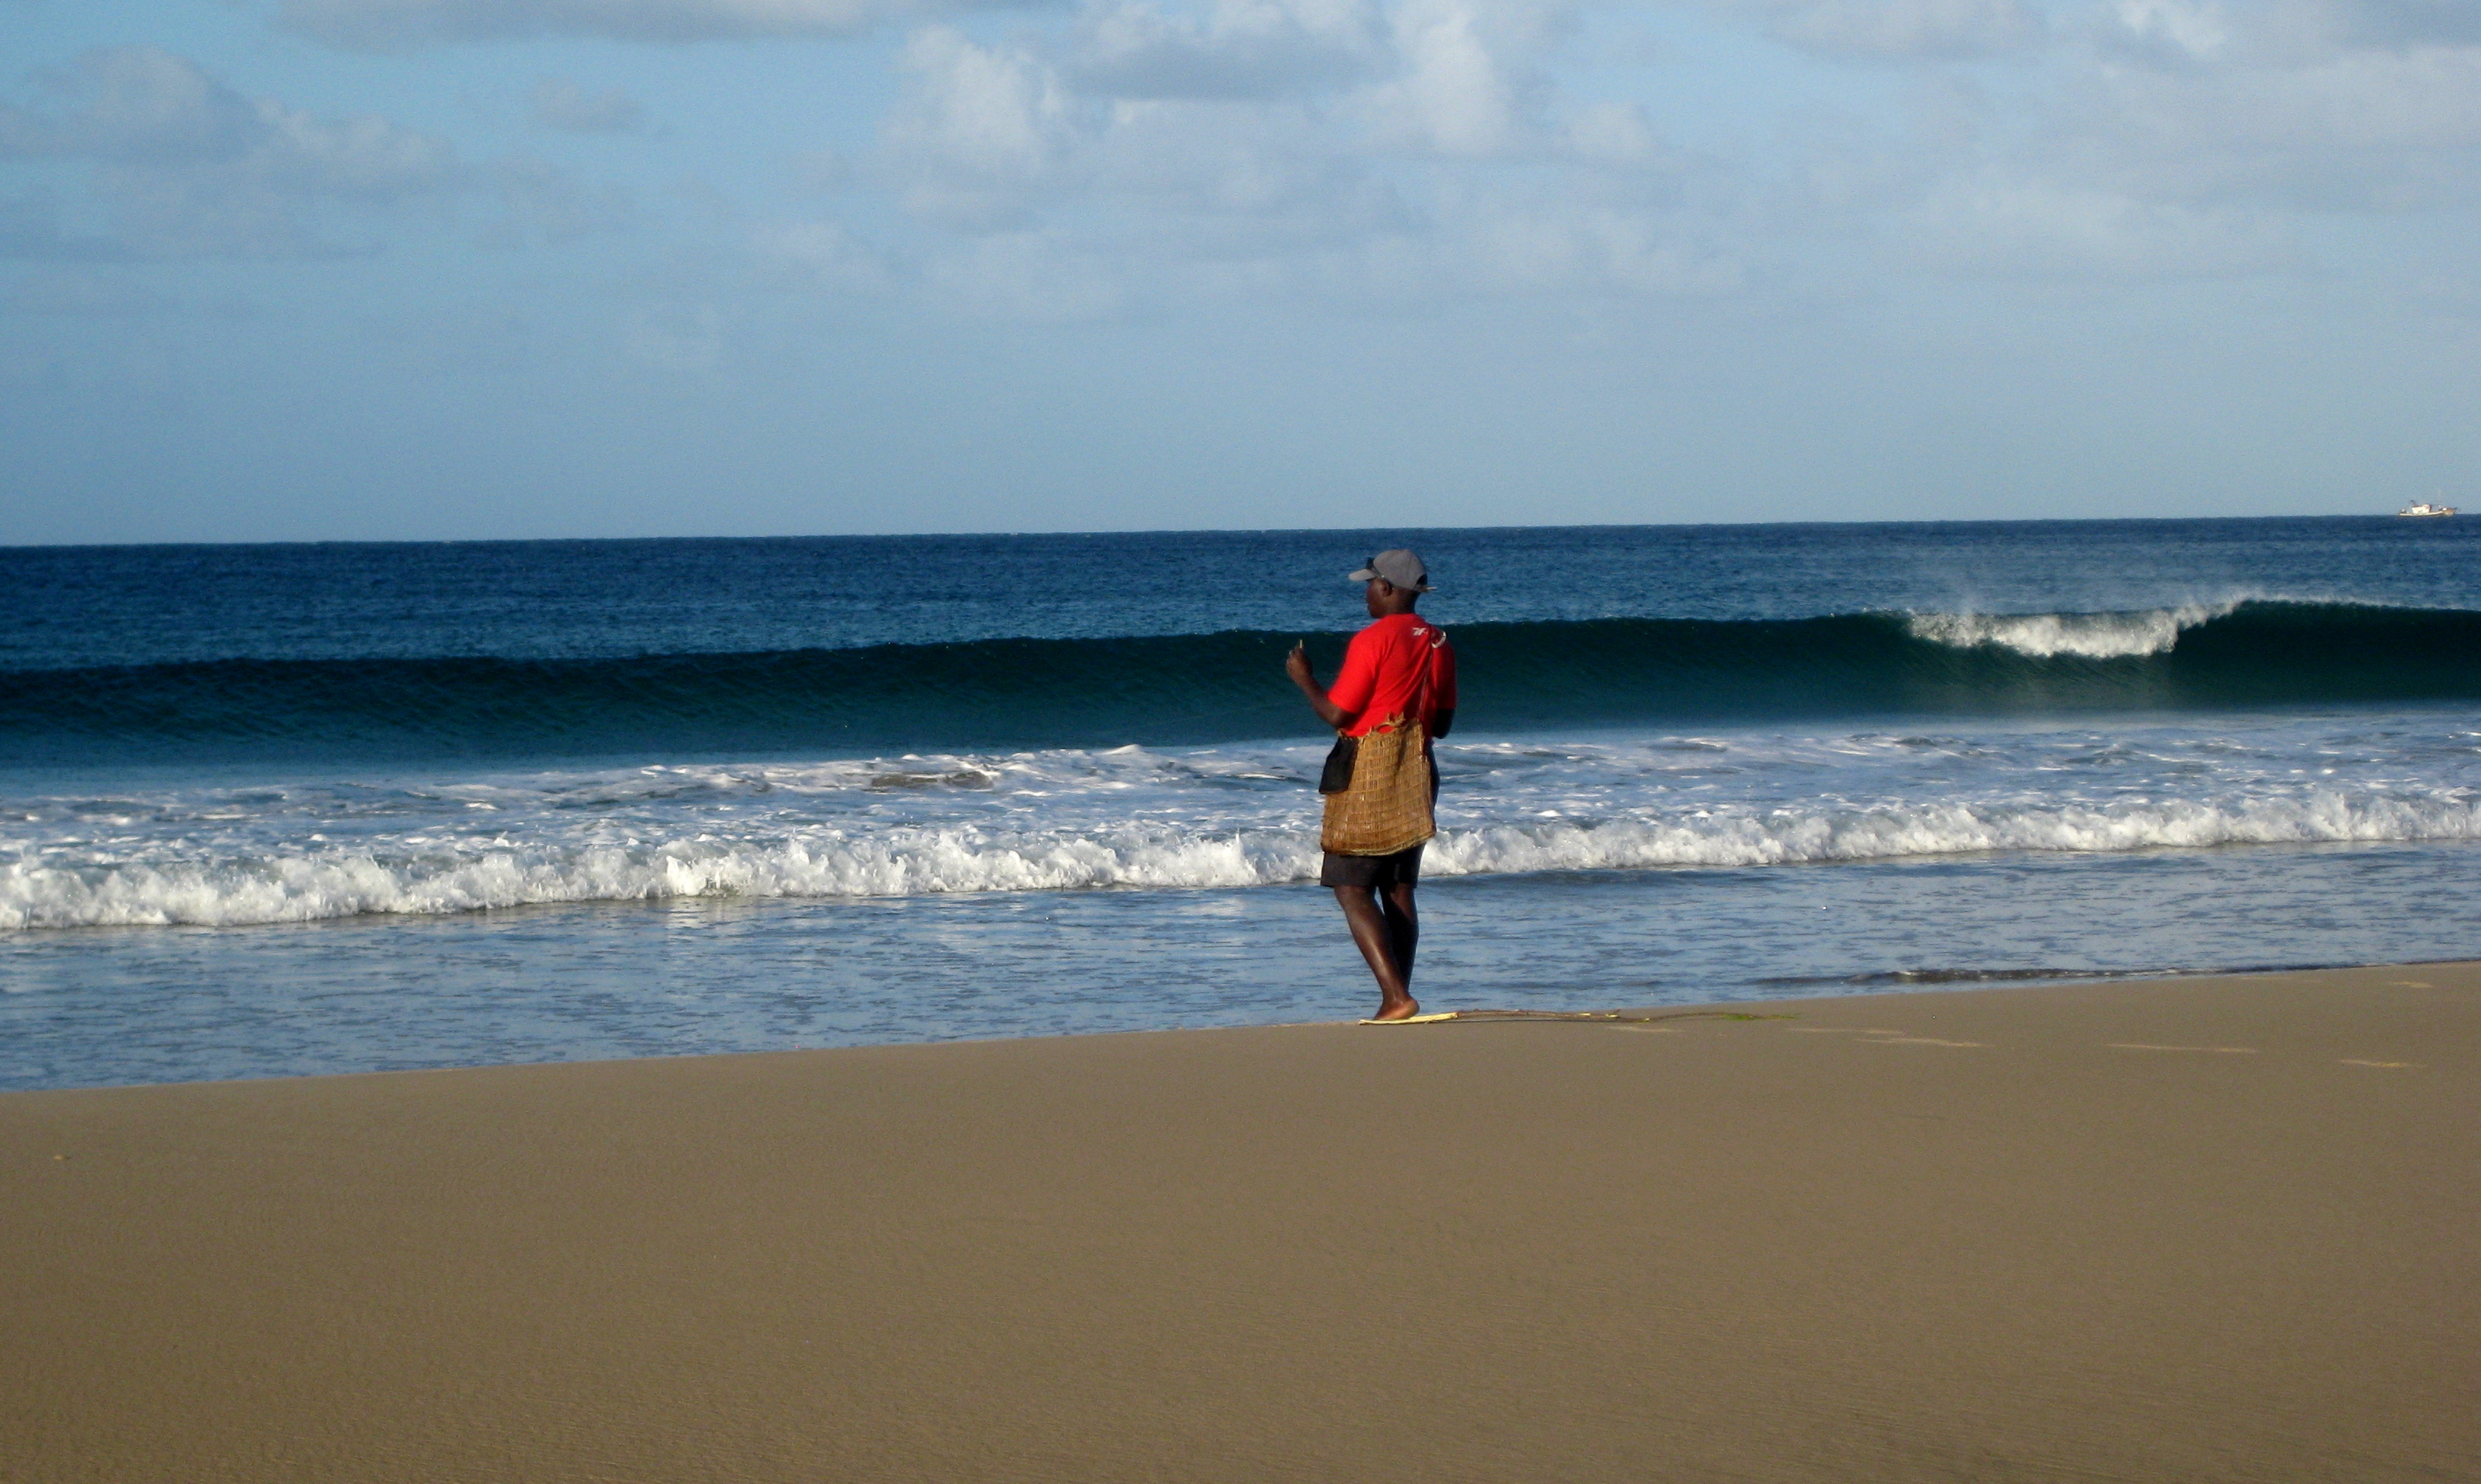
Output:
top-left (6, 518), bottom-right (2479, 1089)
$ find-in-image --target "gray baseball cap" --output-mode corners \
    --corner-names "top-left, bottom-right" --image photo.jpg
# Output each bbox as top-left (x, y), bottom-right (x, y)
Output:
top-left (1348, 549), bottom-right (1432, 591)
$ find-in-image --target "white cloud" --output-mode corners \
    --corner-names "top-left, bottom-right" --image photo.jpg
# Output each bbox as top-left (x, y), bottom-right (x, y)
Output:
top-left (484, 157), bottom-right (635, 243)
top-left (1565, 99), bottom-right (1660, 163)
top-left (1463, 203), bottom-right (1742, 292)
top-left (771, 0), bottom-right (2481, 317)
top-left (2325, 0), bottom-right (2481, 49)
top-left (1764, 0), bottom-right (2042, 59)
top-left (276, 0), bottom-right (941, 48)
top-left (1081, 97), bottom-right (1397, 229)
top-left (1904, 175), bottom-right (2294, 277)
top-left (2109, 0), bottom-right (2232, 59)
top-left (820, 0), bottom-right (1745, 312)
top-left (2, 46), bottom-right (270, 165)
top-left (1068, 0), bottom-right (1385, 99)
top-left (2066, 18), bottom-right (2481, 211)
top-left (2126, 42), bottom-right (2481, 154)
top-left (533, 79), bottom-right (645, 131)
top-left (882, 25), bottom-right (1078, 227)
top-left (1362, 0), bottom-right (1533, 155)
top-left (0, 48), bottom-right (466, 257)
top-left (0, 48), bottom-right (624, 259)
top-left (924, 227), bottom-right (1128, 315)
top-left (256, 101), bottom-right (467, 199)
top-left (752, 217), bottom-right (895, 288)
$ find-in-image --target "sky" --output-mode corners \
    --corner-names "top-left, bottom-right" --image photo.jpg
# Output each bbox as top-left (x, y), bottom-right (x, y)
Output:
top-left (2, 0), bottom-right (2477, 543)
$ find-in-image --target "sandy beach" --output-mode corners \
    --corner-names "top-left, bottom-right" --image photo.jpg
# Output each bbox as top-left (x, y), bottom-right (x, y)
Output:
top-left (5, 961), bottom-right (2476, 1482)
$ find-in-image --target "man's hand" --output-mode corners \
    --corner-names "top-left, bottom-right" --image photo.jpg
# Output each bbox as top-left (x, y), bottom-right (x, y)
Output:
top-left (1288, 641), bottom-right (1352, 730)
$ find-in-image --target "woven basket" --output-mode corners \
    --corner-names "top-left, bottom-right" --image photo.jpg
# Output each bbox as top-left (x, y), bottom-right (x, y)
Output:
top-left (1320, 715), bottom-right (1436, 856)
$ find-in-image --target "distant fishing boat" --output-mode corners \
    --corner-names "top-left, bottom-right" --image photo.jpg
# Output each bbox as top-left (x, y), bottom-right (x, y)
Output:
top-left (2397, 501), bottom-right (2458, 517)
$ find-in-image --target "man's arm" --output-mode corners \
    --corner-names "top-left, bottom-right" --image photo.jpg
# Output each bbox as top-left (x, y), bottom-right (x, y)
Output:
top-left (1431, 708), bottom-right (1454, 740)
top-left (1286, 642), bottom-right (1355, 732)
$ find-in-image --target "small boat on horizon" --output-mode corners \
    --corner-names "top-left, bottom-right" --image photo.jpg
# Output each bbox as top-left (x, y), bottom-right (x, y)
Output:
top-left (2398, 501), bottom-right (2459, 517)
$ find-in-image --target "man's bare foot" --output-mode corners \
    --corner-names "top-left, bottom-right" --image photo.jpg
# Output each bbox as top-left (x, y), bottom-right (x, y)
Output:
top-left (1369, 998), bottom-right (1422, 1021)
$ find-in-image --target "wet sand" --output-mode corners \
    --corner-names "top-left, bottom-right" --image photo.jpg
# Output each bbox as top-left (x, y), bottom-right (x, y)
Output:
top-left (5, 961), bottom-right (2477, 1482)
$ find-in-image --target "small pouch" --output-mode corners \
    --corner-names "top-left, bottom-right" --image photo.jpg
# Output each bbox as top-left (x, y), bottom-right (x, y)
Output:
top-left (1318, 733), bottom-right (1359, 794)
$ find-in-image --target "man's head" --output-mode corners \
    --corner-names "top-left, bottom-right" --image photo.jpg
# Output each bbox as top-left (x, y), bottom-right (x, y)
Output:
top-left (1348, 549), bottom-right (1430, 617)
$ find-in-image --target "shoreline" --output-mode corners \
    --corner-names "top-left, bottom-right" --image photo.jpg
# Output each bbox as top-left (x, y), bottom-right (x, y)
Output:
top-left (7, 961), bottom-right (2476, 1481)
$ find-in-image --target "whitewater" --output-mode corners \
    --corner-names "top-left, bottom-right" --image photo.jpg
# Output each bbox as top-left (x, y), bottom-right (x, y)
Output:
top-left (9, 712), bottom-right (2480, 930)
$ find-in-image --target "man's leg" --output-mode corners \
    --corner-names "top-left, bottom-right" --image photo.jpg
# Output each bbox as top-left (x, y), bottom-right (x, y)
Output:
top-left (1332, 885), bottom-right (1419, 1020)
top-left (1379, 880), bottom-right (1418, 988)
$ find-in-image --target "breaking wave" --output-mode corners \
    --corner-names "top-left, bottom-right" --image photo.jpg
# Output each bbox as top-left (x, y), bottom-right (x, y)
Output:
top-left (1901, 602), bottom-right (2237, 658)
top-left (8, 787), bottom-right (2479, 930)
top-left (4, 600), bottom-right (2480, 763)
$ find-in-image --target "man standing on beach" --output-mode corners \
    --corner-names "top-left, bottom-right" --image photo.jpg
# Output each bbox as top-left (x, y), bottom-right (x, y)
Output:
top-left (1286, 550), bottom-right (1457, 1022)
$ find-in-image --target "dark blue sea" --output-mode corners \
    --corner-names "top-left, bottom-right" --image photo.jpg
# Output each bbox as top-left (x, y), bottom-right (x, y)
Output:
top-left (6, 518), bottom-right (2479, 1089)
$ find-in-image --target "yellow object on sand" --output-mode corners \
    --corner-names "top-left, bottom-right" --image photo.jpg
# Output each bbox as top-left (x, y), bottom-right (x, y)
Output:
top-left (1356, 1008), bottom-right (1799, 1028)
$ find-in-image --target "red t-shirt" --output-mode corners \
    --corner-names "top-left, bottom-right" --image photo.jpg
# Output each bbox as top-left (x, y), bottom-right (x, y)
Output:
top-left (1328, 613), bottom-right (1457, 739)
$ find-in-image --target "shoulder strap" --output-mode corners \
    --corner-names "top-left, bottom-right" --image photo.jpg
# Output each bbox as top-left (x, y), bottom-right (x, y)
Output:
top-left (1410, 624), bottom-right (1446, 729)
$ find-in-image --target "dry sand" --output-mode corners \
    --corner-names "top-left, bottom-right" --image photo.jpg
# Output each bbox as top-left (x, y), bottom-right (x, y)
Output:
top-left (5, 962), bottom-right (2477, 1482)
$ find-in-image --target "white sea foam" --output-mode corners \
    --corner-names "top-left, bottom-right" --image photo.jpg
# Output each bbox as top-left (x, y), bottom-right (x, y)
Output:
top-left (1904, 602), bottom-right (2240, 659)
top-left (10, 718), bottom-right (2480, 930)
top-left (8, 785), bottom-right (2479, 930)
top-left (0, 829), bottom-right (1317, 930)
top-left (1432, 792), bottom-right (2481, 873)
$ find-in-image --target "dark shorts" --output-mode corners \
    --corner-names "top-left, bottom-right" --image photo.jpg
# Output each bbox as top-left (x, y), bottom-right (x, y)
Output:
top-left (1320, 843), bottom-right (1424, 890)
